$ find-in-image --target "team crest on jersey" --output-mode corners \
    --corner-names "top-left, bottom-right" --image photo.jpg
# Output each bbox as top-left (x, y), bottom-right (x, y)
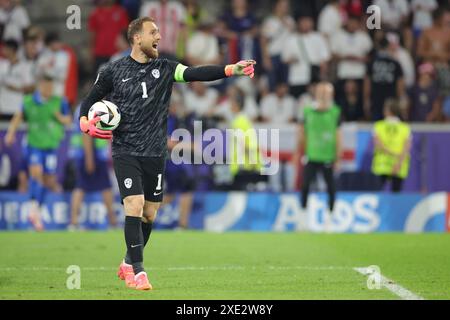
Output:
top-left (124, 178), bottom-right (133, 189)
top-left (152, 69), bottom-right (160, 79)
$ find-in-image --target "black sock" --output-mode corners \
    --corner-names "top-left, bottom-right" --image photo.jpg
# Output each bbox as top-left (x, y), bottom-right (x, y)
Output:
top-left (125, 220), bottom-right (153, 265)
top-left (142, 220), bottom-right (153, 247)
top-left (124, 216), bottom-right (144, 274)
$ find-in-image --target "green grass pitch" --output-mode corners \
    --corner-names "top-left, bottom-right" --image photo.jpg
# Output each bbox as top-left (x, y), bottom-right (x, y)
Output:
top-left (0, 231), bottom-right (449, 300)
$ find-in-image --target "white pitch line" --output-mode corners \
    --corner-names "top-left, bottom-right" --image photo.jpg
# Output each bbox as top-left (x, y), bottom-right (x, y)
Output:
top-left (354, 267), bottom-right (424, 300)
top-left (0, 265), bottom-right (349, 272)
top-left (1, 265), bottom-right (425, 299)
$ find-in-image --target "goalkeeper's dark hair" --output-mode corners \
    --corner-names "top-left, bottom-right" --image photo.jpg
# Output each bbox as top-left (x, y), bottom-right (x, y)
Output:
top-left (127, 17), bottom-right (155, 45)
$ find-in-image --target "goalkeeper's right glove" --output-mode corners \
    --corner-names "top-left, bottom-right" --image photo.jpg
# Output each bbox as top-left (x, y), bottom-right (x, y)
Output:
top-left (79, 116), bottom-right (112, 139)
top-left (225, 60), bottom-right (256, 78)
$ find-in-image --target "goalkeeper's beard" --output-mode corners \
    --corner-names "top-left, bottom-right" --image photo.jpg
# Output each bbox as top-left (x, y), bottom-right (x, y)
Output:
top-left (141, 45), bottom-right (159, 60)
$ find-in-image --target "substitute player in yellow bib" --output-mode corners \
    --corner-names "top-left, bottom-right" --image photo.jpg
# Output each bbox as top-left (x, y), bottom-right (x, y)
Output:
top-left (229, 89), bottom-right (263, 190)
top-left (372, 99), bottom-right (412, 192)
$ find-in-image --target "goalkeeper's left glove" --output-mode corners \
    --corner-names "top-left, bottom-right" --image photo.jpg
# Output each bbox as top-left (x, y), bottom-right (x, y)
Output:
top-left (225, 60), bottom-right (256, 78)
top-left (79, 116), bottom-right (112, 140)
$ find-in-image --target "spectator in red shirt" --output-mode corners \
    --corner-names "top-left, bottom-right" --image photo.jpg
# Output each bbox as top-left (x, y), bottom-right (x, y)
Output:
top-left (139, 0), bottom-right (187, 60)
top-left (340, 0), bottom-right (364, 18)
top-left (89, 0), bottom-right (129, 73)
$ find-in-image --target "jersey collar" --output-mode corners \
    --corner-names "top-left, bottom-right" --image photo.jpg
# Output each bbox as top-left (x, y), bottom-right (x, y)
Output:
top-left (127, 55), bottom-right (153, 65)
top-left (32, 91), bottom-right (52, 105)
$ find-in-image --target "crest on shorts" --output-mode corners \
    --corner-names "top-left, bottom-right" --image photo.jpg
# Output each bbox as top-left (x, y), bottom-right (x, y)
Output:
top-left (124, 178), bottom-right (133, 189)
top-left (152, 69), bottom-right (160, 79)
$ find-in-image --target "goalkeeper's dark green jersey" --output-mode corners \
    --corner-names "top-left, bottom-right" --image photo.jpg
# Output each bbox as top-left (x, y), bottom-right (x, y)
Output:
top-left (80, 55), bottom-right (228, 158)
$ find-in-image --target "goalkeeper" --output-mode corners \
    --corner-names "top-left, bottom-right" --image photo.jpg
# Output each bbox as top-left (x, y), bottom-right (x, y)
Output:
top-left (79, 17), bottom-right (256, 290)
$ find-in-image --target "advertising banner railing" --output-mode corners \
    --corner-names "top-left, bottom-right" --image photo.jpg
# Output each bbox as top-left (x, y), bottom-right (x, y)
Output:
top-left (0, 191), bottom-right (448, 233)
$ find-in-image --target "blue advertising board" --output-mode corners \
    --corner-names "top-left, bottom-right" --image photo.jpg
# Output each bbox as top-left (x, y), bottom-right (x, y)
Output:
top-left (0, 192), bottom-right (448, 233)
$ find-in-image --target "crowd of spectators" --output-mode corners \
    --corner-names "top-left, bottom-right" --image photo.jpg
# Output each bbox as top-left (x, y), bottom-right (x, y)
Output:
top-left (1, 0), bottom-right (450, 124)
top-left (0, 0), bottom-right (79, 119)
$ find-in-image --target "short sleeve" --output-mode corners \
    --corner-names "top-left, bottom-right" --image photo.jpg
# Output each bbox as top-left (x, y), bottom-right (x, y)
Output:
top-left (119, 7), bottom-right (129, 29)
top-left (399, 0), bottom-right (410, 16)
top-left (301, 107), bottom-right (309, 125)
top-left (395, 61), bottom-right (404, 79)
top-left (185, 35), bottom-right (197, 58)
top-left (177, 3), bottom-right (187, 24)
top-left (366, 60), bottom-right (373, 76)
top-left (316, 34), bottom-right (331, 62)
top-left (88, 10), bottom-right (98, 32)
top-left (281, 35), bottom-right (296, 62)
top-left (336, 107), bottom-right (342, 126)
top-left (16, 7), bottom-right (30, 29)
top-left (260, 96), bottom-right (272, 119)
top-left (22, 62), bottom-right (35, 86)
top-left (362, 33), bottom-right (373, 53)
top-left (262, 18), bottom-right (275, 39)
top-left (330, 33), bottom-right (340, 54)
top-left (60, 98), bottom-right (70, 115)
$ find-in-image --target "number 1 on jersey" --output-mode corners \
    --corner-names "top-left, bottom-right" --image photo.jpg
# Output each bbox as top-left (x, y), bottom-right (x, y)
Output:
top-left (141, 82), bottom-right (148, 98)
top-left (156, 174), bottom-right (162, 191)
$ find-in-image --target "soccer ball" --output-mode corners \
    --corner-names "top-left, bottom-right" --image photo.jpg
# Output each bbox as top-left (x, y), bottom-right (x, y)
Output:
top-left (88, 100), bottom-right (121, 131)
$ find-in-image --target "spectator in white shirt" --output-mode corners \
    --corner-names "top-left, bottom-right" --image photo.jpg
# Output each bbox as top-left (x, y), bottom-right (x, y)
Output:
top-left (387, 32), bottom-right (415, 89)
top-left (185, 19), bottom-right (221, 66)
top-left (318, 0), bottom-right (343, 39)
top-left (0, 0), bottom-right (30, 43)
top-left (184, 81), bottom-right (219, 118)
top-left (259, 83), bottom-right (297, 192)
top-left (20, 33), bottom-right (41, 81)
top-left (411, 0), bottom-right (438, 36)
top-left (261, 0), bottom-right (295, 91)
top-left (260, 83), bottom-right (295, 124)
top-left (140, 0), bottom-right (186, 59)
top-left (373, 0), bottom-right (409, 30)
top-left (0, 39), bottom-right (34, 119)
top-left (281, 15), bottom-right (330, 98)
top-left (185, 19), bottom-right (223, 88)
top-left (36, 33), bottom-right (70, 98)
top-left (331, 14), bottom-right (372, 95)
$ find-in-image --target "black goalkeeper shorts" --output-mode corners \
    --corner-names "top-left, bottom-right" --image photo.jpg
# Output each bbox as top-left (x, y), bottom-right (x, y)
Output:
top-left (113, 155), bottom-right (166, 203)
